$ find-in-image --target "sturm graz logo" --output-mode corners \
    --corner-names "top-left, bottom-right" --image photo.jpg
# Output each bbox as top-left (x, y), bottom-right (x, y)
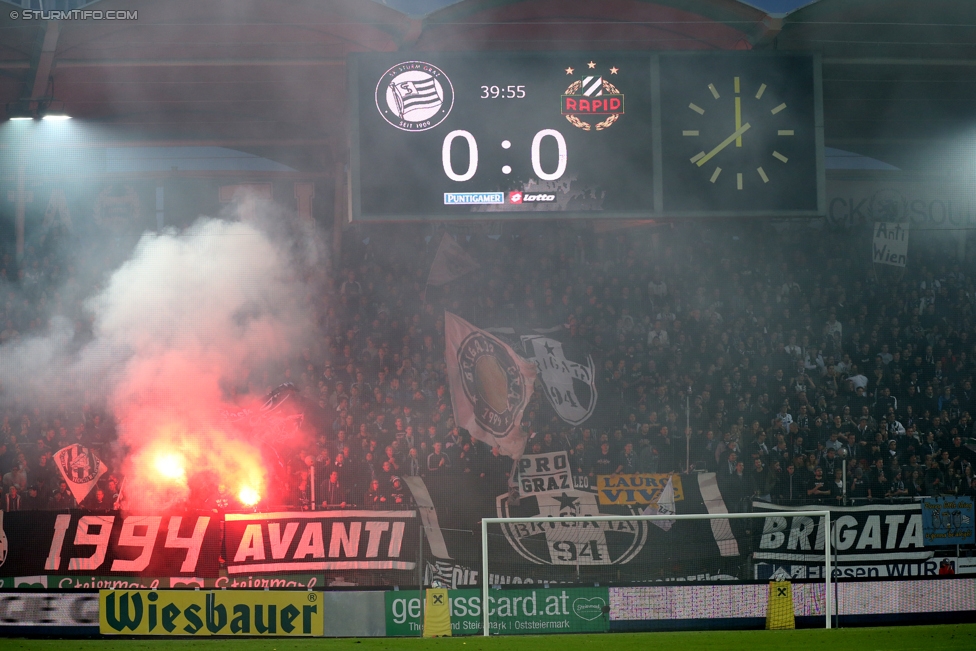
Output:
top-left (457, 332), bottom-right (527, 438)
top-left (57, 444), bottom-right (100, 484)
top-left (376, 61), bottom-right (454, 132)
top-left (497, 488), bottom-right (647, 566)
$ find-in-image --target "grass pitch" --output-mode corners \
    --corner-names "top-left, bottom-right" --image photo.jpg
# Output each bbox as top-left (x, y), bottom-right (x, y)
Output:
top-left (2, 625), bottom-right (976, 651)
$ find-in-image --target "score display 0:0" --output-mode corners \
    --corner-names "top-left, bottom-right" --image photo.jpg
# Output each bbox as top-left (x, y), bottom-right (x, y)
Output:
top-left (441, 129), bottom-right (568, 182)
top-left (480, 85), bottom-right (526, 99)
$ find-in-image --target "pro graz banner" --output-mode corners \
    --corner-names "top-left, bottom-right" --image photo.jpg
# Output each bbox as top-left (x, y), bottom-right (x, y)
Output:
top-left (223, 511), bottom-right (418, 575)
top-left (0, 511), bottom-right (220, 578)
top-left (385, 587), bottom-right (609, 636)
top-left (99, 590), bottom-right (323, 636)
top-left (751, 502), bottom-right (945, 579)
top-left (516, 451), bottom-right (574, 498)
top-left (422, 470), bottom-right (740, 588)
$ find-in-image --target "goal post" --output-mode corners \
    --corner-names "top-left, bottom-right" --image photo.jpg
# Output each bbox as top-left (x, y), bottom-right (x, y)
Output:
top-left (481, 511), bottom-right (833, 635)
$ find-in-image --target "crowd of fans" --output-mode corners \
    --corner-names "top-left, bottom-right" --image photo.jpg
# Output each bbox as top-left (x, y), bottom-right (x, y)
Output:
top-left (1, 219), bottom-right (976, 513)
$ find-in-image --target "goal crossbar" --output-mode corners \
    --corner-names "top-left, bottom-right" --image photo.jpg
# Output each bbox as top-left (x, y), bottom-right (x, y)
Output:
top-left (481, 510), bottom-right (833, 635)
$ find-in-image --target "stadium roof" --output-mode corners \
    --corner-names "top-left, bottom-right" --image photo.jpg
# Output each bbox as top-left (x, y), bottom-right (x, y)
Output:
top-left (1, 0), bottom-right (974, 175)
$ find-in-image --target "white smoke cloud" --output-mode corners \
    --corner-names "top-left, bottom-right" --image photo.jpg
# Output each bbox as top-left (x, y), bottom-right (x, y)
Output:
top-left (0, 194), bottom-right (325, 510)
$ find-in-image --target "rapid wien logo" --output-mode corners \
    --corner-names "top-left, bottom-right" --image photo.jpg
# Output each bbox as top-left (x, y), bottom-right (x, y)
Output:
top-left (561, 60), bottom-right (624, 131)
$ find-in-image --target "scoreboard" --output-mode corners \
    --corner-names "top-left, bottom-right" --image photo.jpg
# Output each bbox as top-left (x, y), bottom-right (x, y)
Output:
top-left (348, 52), bottom-right (824, 222)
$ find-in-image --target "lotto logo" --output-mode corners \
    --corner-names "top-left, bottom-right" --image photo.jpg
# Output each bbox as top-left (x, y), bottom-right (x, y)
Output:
top-left (509, 191), bottom-right (556, 204)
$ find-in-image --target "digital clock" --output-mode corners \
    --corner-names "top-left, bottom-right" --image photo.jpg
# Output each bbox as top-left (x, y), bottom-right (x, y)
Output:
top-left (348, 52), bottom-right (823, 221)
top-left (481, 85), bottom-right (526, 99)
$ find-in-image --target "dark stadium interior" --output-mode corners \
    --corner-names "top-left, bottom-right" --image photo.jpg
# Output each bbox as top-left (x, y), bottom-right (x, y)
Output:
top-left (0, 0), bottom-right (975, 635)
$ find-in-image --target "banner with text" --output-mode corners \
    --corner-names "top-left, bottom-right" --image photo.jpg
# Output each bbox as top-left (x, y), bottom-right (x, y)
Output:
top-left (872, 221), bottom-right (909, 267)
top-left (0, 511), bottom-right (219, 578)
top-left (921, 497), bottom-right (975, 546)
top-left (751, 502), bottom-right (933, 579)
top-left (223, 510), bottom-right (418, 575)
top-left (517, 452), bottom-right (573, 498)
top-left (99, 590), bottom-right (323, 636)
top-left (1, 574), bottom-right (324, 591)
top-left (596, 474), bottom-right (685, 506)
top-left (385, 587), bottom-right (609, 636)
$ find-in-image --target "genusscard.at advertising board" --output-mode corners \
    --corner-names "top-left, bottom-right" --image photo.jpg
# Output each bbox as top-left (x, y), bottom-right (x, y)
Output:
top-left (385, 587), bottom-right (609, 636)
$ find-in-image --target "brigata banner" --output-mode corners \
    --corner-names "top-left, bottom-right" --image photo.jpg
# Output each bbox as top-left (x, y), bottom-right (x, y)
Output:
top-left (385, 587), bottom-right (609, 636)
top-left (223, 510), bottom-right (418, 575)
top-left (0, 511), bottom-right (219, 578)
top-left (596, 474), bottom-right (685, 505)
top-left (99, 590), bottom-right (323, 636)
top-left (751, 501), bottom-right (933, 579)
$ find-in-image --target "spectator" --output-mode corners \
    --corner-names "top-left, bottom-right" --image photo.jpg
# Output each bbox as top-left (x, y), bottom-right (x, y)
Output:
top-left (320, 470), bottom-right (348, 508)
top-left (806, 467), bottom-right (831, 504)
top-left (426, 441), bottom-right (450, 476)
top-left (2, 485), bottom-right (21, 511)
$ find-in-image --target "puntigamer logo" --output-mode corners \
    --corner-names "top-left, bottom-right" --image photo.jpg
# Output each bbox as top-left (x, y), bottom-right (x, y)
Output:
top-left (99, 590), bottom-right (322, 636)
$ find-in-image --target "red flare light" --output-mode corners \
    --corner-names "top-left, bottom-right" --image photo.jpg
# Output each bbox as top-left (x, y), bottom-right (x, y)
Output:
top-left (238, 486), bottom-right (260, 506)
top-left (154, 452), bottom-right (186, 482)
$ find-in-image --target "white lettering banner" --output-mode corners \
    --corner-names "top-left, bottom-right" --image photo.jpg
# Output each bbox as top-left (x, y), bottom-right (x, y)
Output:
top-left (872, 221), bottom-right (909, 267)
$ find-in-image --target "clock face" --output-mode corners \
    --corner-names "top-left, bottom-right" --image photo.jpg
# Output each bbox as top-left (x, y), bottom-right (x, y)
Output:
top-left (658, 54), bottom-right (820, 214)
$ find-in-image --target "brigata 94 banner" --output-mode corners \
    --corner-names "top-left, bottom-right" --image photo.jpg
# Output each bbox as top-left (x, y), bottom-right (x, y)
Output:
top-left (0, 511), bottom-right (220, 578)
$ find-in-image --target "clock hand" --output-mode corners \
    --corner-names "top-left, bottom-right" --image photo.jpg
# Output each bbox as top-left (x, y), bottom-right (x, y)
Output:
top-left (693, 122), bottom-right (751, 167)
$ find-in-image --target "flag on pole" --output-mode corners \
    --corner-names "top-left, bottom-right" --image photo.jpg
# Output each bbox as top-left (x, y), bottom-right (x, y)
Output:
top-left (445, 311), bottom-right (537, 459)
top-left (642, 474), bottom-right (677, 531)
top-left (55, 444), bottom-right (108, 505)
top-left (428, 233), bottom-right (479, 286)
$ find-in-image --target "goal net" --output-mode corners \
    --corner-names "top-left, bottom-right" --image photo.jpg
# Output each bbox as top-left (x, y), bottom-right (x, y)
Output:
top-left (480, 511), bottom-right (833, 635)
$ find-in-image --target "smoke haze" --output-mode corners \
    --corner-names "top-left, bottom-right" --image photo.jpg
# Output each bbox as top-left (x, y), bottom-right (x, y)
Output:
top-left (0, 193), bottom-right (324, 510)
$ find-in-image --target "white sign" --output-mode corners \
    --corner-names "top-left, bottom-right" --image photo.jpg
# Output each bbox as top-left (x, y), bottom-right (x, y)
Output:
top-left (872, 221), bottom-right (909, 267)
top-left (517, 451), bottom-right (573, 498)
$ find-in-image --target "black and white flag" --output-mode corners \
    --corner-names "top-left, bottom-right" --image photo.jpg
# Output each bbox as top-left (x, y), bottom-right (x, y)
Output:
top-left (390, 77), bottom-right (442, 118)
top-left (522, 334), bottom-right (597, 426)
top-left (428, 233), bottom-right (479, 286)
top-left (55, 444), bottom-right (108, 505)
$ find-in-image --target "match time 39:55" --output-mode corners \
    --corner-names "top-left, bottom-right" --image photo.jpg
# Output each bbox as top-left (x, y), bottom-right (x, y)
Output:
top-left (481, 85), bottom-right (526, 99)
